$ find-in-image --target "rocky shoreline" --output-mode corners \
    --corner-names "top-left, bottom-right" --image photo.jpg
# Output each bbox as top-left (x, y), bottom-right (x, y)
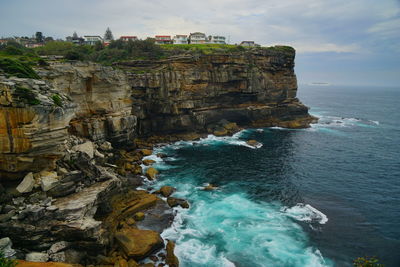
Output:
top-left (0, 48), bottom-right (316, 266)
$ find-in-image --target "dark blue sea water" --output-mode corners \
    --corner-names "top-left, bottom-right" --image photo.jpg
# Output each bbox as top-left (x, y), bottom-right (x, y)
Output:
top-left (143, 85), bottom-right (400, 267)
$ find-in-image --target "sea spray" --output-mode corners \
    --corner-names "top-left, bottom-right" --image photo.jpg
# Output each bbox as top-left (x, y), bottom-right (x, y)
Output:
top-left (146, 132), bottom-right (332, 267)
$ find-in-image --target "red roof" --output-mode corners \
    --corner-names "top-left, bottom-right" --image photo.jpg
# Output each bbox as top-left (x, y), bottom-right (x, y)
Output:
top-left (155, 35), bottom-right (171, 38)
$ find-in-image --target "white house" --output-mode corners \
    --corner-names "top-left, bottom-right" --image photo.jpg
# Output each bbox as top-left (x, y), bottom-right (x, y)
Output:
top-left (189, 32), bottom-right (207, 44)
top-left (209, 35), bottom-right (226, 44)
top-left (84, 35), bottom-right (103, 45)
top-left (240, 41), bottom-right (258, 47)
top-left (173, 35), bottom-right (188, 44)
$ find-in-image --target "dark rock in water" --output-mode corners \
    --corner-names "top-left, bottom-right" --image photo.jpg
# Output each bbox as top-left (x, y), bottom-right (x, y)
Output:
top-left (156, 153), bottom-right (167, 158)
top-left (246, 139), bottom-right (262, 148)
top-left (167, 197), bottom-right (189, 209)
top-left (156, 186), bottom-right (176, 197)
top-left (166, 240), bottom-right (179, 267)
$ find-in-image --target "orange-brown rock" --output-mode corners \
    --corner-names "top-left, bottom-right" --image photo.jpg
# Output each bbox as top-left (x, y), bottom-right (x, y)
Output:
top-left (157, 186), bottom-right (175, 197)
top-left (142, 159), bottom-right (156, 166)
top-left (166, 240), bottom-right (179, 267)
top-left (16, 260), bottom-right (82, 267)
top-left (115, 227), bottom-right (164, 260)
top-left (145, 167), bottom-right (158, 180)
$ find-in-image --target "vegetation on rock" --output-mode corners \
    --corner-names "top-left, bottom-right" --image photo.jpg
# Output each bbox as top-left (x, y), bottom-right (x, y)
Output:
top-left (51, 94), bottom-right (63, 107)
top-left (0, 58), bottom-right (40, 79)
top-left (0, 251), bottom-right (16, 267)
top-left (15, 86), bottom-right (41, 105)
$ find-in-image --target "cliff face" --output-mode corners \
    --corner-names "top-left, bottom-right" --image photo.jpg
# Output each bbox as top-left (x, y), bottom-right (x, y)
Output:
top-left (122, 48), bottom-right (313, 135)
top-left (0, 47), bottom-right (315, 264)
top-left (38, 62), bottom-right (137, 145)
top-left (0, 48), bottom-right (313, 178)
top-left (0, 78), bottom-right (75, 179)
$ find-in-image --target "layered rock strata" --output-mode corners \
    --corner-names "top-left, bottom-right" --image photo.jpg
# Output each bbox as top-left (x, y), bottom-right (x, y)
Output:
top-left (0, 47), bottom-right (315, 265)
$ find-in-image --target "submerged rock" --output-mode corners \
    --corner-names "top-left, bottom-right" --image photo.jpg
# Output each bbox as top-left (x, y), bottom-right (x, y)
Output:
top-left (202, 184), bottom-right (218, 191)
top-left (115, 227), bottom-right (164, 260)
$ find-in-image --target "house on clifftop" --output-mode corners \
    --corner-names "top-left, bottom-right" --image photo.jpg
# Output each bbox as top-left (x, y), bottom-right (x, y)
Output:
top-left (84, 35), bottom-right (103, 45)
top-left (155, 35), bottom-right (172, 44)
top-left (188, 32), bottom-right (207, 44)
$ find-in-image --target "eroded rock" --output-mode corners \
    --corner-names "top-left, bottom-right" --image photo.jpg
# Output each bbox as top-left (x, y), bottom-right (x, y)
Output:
top-left (115, 227), bottom-right (164, 260)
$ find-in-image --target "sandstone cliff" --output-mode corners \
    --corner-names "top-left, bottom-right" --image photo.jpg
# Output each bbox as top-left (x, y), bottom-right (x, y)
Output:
top-left (0, 47), bottom-right (315, 265)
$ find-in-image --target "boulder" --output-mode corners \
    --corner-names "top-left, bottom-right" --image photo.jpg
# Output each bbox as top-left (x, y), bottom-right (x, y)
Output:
top-left (16, 172), bottom-right (35, 193)
top-left (132, 164), bottom-right (142, 175)
top-left (140, 149), bottom-right (153, 156)
top-left (142, 159), bottom-right (156, 166)
top-left (99, 141), bottom-right (113, 151)
top-left (25, 252), bottom-right (49, 262)
top-left (0, 237), bottom-right (16, 258)
top-left (114, 227), bottom-right (164, 260)
top-left (145, 167), bottom-right (158, 180)
top-left (158, 186), bottom-right (175, 197)
top-left (72, 141), bottom-right (94, 159)
top-left (40, 171), bottom-right (59, 192)
top-left (213, 127), bottom-right (228, 136)
top-left (166, 240), bottom-right (179, 267)
top-left (167, 197), bottom-right (189, 209)
top-left (223, 122), bottom-right (239, 132)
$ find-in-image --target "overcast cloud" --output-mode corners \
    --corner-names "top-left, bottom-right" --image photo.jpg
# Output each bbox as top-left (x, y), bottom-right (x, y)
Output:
top-left (1, 0), bottom-right (399, 86)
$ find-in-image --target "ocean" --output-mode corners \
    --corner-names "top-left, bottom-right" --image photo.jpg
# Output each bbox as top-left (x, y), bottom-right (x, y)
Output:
top-left (142, 85), bottom-right (400, 267)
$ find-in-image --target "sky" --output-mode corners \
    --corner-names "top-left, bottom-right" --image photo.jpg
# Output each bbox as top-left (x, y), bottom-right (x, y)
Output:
top-left (0, 0), bottom-right (399, 86)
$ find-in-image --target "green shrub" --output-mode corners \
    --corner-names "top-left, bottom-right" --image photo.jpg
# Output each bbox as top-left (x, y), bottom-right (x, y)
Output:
top-left (3, 46), bottom-right (24, 56)
top-left (0, 251), bottom-right (17, 267)
top-left (51, 94), bottom-right (63, 106)
top-left (65, 50), bottom-right (83, 60)
top-left (15, 86), bottom-right (41, 105)
top-left (0, 58), bottom-right (40, 79)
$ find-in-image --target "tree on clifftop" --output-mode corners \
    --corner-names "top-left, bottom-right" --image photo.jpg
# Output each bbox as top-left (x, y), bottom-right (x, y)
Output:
top-left (104, 27), bottom-right (114, 41)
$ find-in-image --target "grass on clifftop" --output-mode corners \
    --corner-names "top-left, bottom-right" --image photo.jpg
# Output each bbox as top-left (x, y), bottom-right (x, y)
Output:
top-left (160, 43), bottom-right (246, 54)
top-left (0, 41), bottom-right (41, 79)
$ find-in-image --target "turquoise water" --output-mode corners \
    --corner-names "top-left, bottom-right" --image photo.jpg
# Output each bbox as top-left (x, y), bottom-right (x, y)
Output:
top-left (141, 85), bottom-right (400, 267)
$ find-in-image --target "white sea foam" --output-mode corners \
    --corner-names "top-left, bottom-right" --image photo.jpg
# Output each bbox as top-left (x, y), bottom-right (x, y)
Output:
top-left (154, 130), bottom-right (263, 151)
top-left (281, 203), bottom-right (328, 225)
top-left (311, 115), bottom-right (379, 129)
